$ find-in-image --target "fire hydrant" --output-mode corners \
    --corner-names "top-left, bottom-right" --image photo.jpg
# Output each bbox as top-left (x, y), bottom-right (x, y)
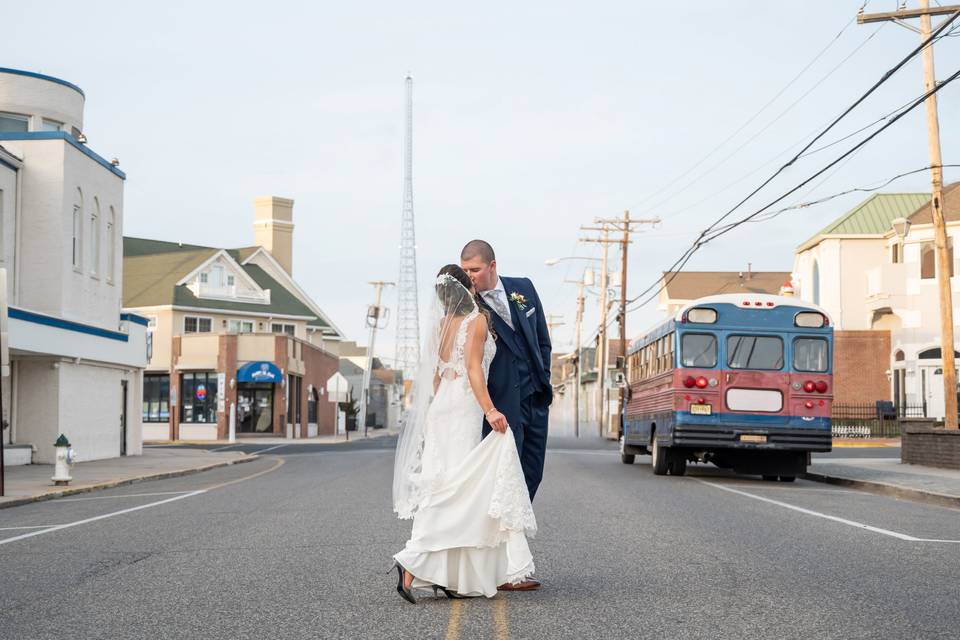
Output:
top-left (52, 434), bottom-right (75, 486)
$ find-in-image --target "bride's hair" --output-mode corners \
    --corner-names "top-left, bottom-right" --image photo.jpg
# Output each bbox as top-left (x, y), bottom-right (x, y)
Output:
top-left (436, 265), bottom-right (496, 339)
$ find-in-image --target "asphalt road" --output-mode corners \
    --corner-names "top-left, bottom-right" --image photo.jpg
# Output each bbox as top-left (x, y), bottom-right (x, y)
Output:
top-left (2, 438), bottom-right (956, 639)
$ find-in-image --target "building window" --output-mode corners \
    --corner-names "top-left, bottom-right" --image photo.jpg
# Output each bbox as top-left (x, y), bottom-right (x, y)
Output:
top-left (142, 374), bottom-right (170, 422)
top-left (199, 272), bottom-right (208, 284)
top-left (891, 243), bottom-right (901, 264)
top-left (272, 323), bottom-right (296, 336)
top-left (0, 112), bottom-right (28, 133)
top-left (812, 260), bottom-right (820, 305)
top-left (227, 275), bottom-right (235, 286)
top-left (184, 316), bottom-right (213, 333)
top-left (180, 372), bottom-right (218, 423)
top-left (107, 206), bottom-right (116, 282)
top-left (921, 243), bottom-right (936, 279)
top-left (210, 264), bottom-right (224, 287)
top-left (228, 319), bottom-right (254, 333)
top-left (89, 197), bottom-right (100, 277)
top-left (72, 189), bottom-right (83, 270)
top-left (41, 119), bottom-right (62, 132)
top-left (308, 388), bottom-right (318, 423)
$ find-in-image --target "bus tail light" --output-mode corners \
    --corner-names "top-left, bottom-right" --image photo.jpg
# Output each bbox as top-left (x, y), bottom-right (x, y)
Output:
top-left (803, 380), bottom-right (815, 393)
top-left (683, 376), bottom-right (696, 388)
top-left (815, 381), bottom-right (828, 394)
top-left (804, 400), bottom-right (814, 409)
top-left (695, 376), bottom-right (709, 389)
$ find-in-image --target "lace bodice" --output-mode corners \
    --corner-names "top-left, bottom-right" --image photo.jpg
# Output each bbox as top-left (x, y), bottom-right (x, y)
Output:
top-left (436, 311), bottom-right (496, 383)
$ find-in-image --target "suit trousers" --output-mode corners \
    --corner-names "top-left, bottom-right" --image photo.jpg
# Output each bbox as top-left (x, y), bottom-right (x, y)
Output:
top-left (510, 391), bottom-right (550, 502)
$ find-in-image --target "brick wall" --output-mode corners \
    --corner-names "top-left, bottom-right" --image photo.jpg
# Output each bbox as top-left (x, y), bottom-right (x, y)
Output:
top-left (302, 341), bottom-right (339, 436)
top-left (902, 425), bottom-right (960, 469)
top-left (832, 330), bottom-right (891, 404)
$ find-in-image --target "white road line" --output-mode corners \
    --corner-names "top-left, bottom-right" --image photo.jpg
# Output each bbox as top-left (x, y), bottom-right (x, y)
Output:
top-left (0, 490), bottom-right (206, 546)
top-left (694, 478), bottom-right (960, 544)
top-left (210, 444), bottom-right (242, 451)
top-left (50, 491), bottom-right (195, 502)
top-left (254, 444), bottom-right (289, 454)
top-left (0, 525), bottom-right (66, 531)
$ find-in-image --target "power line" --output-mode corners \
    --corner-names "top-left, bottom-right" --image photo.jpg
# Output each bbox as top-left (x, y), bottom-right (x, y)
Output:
top-left (621, 12), bottom-right (960, 311)
top-left (628, 0), bottom-right (878, 213)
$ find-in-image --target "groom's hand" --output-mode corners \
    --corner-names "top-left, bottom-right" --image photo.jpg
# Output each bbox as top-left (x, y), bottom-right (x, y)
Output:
top-left (487, 410), bottom-right (509, 433)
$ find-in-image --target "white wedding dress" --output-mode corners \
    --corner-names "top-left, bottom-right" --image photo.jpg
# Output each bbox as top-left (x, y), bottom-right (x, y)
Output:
top-left (393, 311), bottom-right (537, 598)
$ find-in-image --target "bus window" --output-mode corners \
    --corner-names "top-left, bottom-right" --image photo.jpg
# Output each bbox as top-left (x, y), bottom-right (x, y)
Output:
top-left (681, 333), bottom-right (717, 368)
top-left (727, 335), bottom-right (784, 370)
top-left (794, 337), bottom-right (828, 372)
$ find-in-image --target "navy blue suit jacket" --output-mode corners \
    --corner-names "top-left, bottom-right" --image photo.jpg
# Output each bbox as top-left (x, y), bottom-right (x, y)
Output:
top-left (482, 276), bottom-right (552, 435)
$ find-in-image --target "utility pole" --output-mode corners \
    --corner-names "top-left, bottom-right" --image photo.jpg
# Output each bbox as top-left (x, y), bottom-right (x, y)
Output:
top-left (546, 313), bottom-right (565, 340)
top-left (581, 225), bottom-right (611, 437)
top-left (859, 2), bottom-right (960, 429)
top-left (582, 213), bottom-right (660, 438)
top-left (565, 272), bottom-right (590, 438)
top-left (359, 281), bottom-right (394, 437)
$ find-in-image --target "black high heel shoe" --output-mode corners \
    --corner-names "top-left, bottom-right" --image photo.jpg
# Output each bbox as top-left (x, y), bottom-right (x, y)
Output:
top-left (432, 585), bottom-right (466, 599)
top-left (393, 562), bottom-right (416, 604)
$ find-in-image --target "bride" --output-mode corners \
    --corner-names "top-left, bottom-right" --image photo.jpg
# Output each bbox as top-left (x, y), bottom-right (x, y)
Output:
top-left (392, 265), bottom-right (537, 602)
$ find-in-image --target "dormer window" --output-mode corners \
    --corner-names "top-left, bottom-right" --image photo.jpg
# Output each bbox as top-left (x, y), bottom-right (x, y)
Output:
top-left (183, 253), bottom-right (271, 304)
top-left (199, 272), bottom-right (208, 284)
top-left (210, 265), bottom-right (224, 287)
top-left (227, 275), bottom-right (235, 286)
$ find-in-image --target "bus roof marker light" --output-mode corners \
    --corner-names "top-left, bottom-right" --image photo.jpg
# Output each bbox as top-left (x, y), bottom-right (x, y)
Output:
top-left (687, 308), bottom-right (717, 324)
top-left (795, 312), bottom-right (826, 328)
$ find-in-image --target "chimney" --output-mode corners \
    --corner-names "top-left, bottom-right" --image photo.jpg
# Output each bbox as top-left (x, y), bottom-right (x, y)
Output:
top-left (253, 196), bottom-right (294, 275)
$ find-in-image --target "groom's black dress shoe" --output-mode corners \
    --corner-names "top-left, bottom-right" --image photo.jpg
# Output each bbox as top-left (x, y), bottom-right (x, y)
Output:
top-left (497, 579), bottom-right (541, 591)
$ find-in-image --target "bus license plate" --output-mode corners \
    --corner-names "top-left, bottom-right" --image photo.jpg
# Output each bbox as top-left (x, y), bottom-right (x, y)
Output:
top-left (690, 404), bottom-right (712, 416)
top-left (740, 434), bottom-right (768, 443)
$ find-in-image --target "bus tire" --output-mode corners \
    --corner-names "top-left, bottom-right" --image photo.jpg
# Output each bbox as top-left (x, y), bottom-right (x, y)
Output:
top-left (762, 475), bottom-right (778, 482)
top-left (621, 453), bottom-right (636, 465)
top-left (777, 476), bottom-right (796, 483)
top-left (651, 438), bottom-right (669, 476)
top-left (668, 454), bottom-right (686, 476)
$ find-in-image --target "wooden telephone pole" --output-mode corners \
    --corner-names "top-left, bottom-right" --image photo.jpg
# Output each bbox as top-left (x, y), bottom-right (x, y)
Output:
top-left (582, 212), bottom-right (660, 438)
top-left (859, 2), bottom-right (960, 429)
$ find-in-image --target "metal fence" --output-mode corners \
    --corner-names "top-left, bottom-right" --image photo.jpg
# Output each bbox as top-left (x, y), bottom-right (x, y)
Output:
top-left (831, 402), bottom-right (927, 438)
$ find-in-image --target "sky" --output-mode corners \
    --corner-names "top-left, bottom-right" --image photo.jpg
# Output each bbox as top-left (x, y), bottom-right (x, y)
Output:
top-left (5, 1), bottom-right (960, 363)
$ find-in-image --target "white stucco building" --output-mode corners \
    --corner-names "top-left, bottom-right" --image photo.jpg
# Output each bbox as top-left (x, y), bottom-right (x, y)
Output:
top-left (0, 67), bottom-right (146, 464)
top-left (793, 189), bottom-right (960, 419)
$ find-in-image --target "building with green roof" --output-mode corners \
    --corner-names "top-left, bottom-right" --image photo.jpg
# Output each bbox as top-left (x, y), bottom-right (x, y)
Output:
top-left (125, 197), bottom-right (346, 443)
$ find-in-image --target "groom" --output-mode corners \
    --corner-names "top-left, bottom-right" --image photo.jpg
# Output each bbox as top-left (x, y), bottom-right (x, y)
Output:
top-left (461, 240), bottom-right (552, 501)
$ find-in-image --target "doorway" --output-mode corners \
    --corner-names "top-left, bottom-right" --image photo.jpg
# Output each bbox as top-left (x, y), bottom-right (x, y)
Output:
top-left (120, 380), bottom-right (128, 456)
top-left (237, 383), bottom-right (274, 434)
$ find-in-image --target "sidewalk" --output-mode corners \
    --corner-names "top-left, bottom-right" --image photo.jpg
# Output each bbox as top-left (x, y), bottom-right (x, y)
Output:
top-left (0, 448), bottom-right (256, 509)
top-left (145, 427), bottom-right (399, 447)
top-left (806, 455), bottom-right (960, 509)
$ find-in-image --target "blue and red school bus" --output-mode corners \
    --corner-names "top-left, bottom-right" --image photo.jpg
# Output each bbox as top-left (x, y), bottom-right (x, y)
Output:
top-left (620, 294), bottom-right (833, 481)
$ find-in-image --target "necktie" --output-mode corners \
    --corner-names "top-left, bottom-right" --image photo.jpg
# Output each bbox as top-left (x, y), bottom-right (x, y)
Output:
top-left (484, 290), bottom-right (514, 330)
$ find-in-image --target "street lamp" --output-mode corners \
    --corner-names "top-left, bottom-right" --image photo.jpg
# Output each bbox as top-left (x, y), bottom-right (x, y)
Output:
top-left (545, 256), bottom-right (602, 266)
top-left (892, 217), bottom-right (912, 240)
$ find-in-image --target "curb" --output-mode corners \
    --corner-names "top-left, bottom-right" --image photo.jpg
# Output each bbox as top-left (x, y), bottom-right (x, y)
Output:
top-left (0, 454), bottom-right (260, 510)
top-left (802, 470), bottom-right (960, 510)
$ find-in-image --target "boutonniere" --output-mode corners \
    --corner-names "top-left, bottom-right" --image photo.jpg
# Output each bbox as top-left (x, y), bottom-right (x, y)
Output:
top-left (509, 292), bottom-right (527, 310)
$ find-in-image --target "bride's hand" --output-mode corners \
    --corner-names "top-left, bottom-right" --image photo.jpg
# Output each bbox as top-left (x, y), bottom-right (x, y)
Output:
top-left (486, 410), bottom-right (509, 433)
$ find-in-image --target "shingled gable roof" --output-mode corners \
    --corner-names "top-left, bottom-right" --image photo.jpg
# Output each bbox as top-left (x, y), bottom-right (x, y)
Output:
top-left (122, 237), bottom-right (323, 322)
top-left (797, 192), bottom-right (930, 251)
top-left (905, 182), bottom-right (960, 225)
top-left (661, 271), bottom-right (791, 300)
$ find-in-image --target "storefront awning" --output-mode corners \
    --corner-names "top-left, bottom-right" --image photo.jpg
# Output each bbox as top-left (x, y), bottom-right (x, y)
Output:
top-left (238, 361), bottom-right (282, 383)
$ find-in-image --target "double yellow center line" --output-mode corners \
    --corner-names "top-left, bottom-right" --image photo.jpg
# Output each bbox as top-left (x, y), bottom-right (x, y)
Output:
top-left (444, 596), bottom-right (509, 640)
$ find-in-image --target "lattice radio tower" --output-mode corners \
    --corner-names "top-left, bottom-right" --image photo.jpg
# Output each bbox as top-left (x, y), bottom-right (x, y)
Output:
top-left (395, 75), bottom-right (420, 378)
